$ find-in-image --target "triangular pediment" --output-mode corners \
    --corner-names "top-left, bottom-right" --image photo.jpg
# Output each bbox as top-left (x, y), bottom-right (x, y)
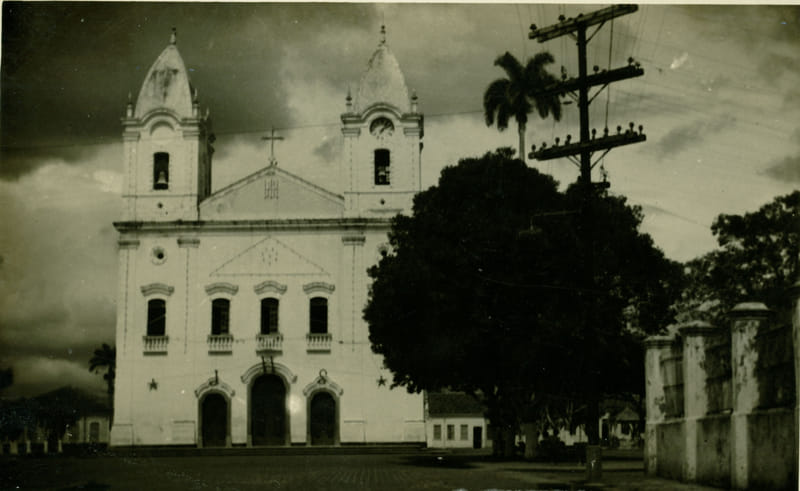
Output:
top-left (200, 165), bottom-right (344, 219)
top-left (211, 236), bottom-right (330, 278)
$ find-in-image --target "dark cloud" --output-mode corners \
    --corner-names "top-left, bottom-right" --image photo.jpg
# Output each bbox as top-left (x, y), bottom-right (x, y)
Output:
top-left (1, 2), bottom-right (379, 180)
top-left (653, 114), bottom-right (736, 160)
top-left (0, 144), bottom-right (107, 180)
top-left (762, 155), bottom-right (800, 183)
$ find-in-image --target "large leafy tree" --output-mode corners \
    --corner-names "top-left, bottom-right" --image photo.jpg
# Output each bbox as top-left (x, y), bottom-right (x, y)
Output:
top-left (89, 343), bottom-right (116, 412)
top-left (677, 190), bottom-right (800, 325)
top-left (365, 149), bottom-right (681, 455)
top-left (484, 52), bottom-right (562, 161)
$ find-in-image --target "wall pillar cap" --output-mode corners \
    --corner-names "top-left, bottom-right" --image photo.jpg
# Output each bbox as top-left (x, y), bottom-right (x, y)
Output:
top-left (729, 302), bottom-right (772, 318)
top-left (644, 335), bottom-right (676, 349)
top-left (677, 320), bottom-right (716, 336)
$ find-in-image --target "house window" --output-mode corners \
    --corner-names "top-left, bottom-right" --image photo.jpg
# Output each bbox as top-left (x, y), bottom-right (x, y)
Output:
top-left (310, 297), bottom-right (328, 334)
top-left (447, 424), bottom-right (455, 440)
top-left (261, 298), bottom-right (279, 334)
top-left (433, 424), bottom-right (442, 441)
top-left (147, 299), bottom-right (166, 336)
top-left (374, 149), bottom-right (390, 185)
top-left (211, 298), bottom-right (230, 335)
top-left (460, 424), bottom-right (468, 441)
top-left (153, 152), bottom-right (169, 190)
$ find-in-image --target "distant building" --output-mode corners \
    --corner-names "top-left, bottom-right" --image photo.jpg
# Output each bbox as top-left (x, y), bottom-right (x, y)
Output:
top-left (110, 27), bottom-right (425, 447)
top-left (425, 392), bottom-right (489, 449)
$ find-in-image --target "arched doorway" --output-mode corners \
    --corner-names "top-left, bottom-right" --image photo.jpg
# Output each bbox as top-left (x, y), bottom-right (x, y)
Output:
top-left (251, 374), bottom-right (287, 445)
top-left (200, 393), bottom-right (228, 447)
top-left (309, 391), bottom-right (337, 445)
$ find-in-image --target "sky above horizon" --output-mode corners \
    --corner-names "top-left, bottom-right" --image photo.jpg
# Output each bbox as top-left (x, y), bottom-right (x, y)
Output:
top-left (1, 2), bottom-right (799, 398)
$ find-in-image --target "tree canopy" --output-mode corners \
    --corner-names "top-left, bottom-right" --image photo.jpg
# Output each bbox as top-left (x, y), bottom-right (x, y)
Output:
top-left (677, 190), bottom-right (800, 325)
top-left (365, 149), bottom-right (682, 450)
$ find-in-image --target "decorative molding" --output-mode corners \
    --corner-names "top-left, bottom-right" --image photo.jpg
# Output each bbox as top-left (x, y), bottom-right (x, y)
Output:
top-left (341, 235), bottom-right (366, 246)
top-left (643, 335), bottom-right (676, 349)
top-left (302, 369), bottom-right (344, 397)
top-left (118, 239), bottom-right (140, 249)
top-left (204, 282), bottom-right (239, 296)
top-left (194, 376), bottom-right (236, 399)
top-left (177, 237), bottom-right (200, 248)
top-left (140, 283), bottom-right (174, 297)
top-left (240, 360), bottom-right (297, 386)
top-left (730, 302), bottom-right (772, 319)
top-left (253, 280), bottom-right (288, 296)
top-left (303, 282), bottom-right (335, 295)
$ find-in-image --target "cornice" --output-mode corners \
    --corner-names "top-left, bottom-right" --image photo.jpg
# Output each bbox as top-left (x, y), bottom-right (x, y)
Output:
top-left (113, 217), bottom-right (391, 234)
top-left (254, 280), bottom-right (288, 296)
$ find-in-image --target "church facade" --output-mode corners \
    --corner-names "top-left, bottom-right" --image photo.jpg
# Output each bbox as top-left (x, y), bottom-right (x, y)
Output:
top-left (110, 29), bottom-right (425, 447)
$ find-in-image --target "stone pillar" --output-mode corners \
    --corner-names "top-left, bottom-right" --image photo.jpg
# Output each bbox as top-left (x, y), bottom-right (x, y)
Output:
top-left (678, 321), bottom-right (716, 482)
top-left (730, 302), bottom-right (771, 490)
top-left (644, 335), bottom-right (674, 475)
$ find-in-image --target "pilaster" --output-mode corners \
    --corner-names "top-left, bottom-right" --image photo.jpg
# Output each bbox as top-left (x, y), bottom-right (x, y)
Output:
top-left (643, 334), bottom-right (675, 475)
top-left (678, 320), bottom-right (716, 482)
top-left (729, 302), bottom-right (771, 490)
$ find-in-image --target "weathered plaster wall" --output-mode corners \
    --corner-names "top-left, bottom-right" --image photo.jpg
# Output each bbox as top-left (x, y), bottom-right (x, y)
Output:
top-left (655, 420), bottom-right (684, 480)
top-left (696, 414), bottom-right (730, 488)
top-left (747, 408), bottom-right (796, 490)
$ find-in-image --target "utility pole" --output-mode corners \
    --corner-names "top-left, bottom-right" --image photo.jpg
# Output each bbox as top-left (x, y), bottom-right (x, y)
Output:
top-left (528, 4), bottom-right (646, 482)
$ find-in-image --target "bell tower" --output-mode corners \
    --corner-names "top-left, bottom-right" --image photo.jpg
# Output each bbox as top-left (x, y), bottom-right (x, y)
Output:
top-left (121, 29), bottom-right (214, 222)
top-left (340, 26), bottom-right (423, 217)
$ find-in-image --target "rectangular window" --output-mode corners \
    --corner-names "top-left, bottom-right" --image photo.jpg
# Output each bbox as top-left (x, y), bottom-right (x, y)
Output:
top-left (153, 152), bottom-right (169, 190)
top-left (147, 299), bottom-right (166, 336)
top-left (433, 424), bottom-right (441, 440)
top-left (447, 424), bottom-right (455, 440)
top-left (211, 298), bottom-right (230, 335)
top-left (374, 149), bottom-right (390, 185)
top-left (460, 424), bottom-right (468, 441)
top-left (261, 298), bottom-right (279, 334)
top-left (310, 297), bottom-right (328, 334)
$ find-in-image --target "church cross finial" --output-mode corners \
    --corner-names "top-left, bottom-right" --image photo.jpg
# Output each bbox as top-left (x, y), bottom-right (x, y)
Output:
top-left (262, 127), bottom-right (285, 166)
top-left (380, 24), bottom-right (386, 45)
top-left (170, 27), bottom-right (177, 45)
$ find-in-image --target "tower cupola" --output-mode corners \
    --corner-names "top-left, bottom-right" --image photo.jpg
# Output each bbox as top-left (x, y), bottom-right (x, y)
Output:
top-left (120, 29), bottom-right (214, 222)
top-left (135, 28), bottom-right (195, 120)
top-left (340, 26), bottom-right (423, 218)
top-left (355, 26), bottom-right (410, 114)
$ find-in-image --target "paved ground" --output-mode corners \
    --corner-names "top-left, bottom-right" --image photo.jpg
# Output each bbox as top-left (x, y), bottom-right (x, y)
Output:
top-left (1, 451), bottom-right (723, 491)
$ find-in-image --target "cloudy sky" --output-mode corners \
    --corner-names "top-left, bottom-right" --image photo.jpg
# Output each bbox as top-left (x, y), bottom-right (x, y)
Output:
top-left (1, 2), bottom-right (799, 398)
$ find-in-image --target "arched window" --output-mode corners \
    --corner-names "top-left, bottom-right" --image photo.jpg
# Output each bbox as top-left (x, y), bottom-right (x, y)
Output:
top-left (261, 298), bottom-right (279, 334)
top-left (147, 299), bottom-right (166, 336)
top-left (309, 297), bottom-right (328, 334)
top-left (153, 152), bottom-right (169, 190)
top-left (374, 149), bottom-right (390, 185)
top-left (211, 298), bottom-right (230, 335)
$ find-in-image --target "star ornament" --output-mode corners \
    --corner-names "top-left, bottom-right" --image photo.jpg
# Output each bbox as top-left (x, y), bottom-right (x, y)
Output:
top-left (377, 375), bottom-right (387, 387)
top-left (149, 378), bottom-right (158, 391)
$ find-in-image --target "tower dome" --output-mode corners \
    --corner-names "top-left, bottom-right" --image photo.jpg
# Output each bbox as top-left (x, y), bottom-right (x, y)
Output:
top-left (134, 29), bottom-right (194, 119)
top-left (355, 26), bottom-right (410, 114)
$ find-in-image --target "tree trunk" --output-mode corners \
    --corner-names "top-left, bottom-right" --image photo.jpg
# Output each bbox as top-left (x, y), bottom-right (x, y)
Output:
top-left (518, 122), bottom-right (527, 162)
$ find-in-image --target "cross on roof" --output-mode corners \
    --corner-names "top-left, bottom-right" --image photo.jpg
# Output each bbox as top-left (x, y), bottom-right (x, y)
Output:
top-left (262, 127), bottom-right (284, 166)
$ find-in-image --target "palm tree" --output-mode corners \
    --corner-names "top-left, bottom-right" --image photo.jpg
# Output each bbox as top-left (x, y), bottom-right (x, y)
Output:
top-left (484, 51), bottom-right (562, 161)
top-left (89, 343), bottom-right (116, 411)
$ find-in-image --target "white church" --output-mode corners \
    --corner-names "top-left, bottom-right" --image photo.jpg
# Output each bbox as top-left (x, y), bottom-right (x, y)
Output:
top-left (110, 28), bottom-right (427, 447)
